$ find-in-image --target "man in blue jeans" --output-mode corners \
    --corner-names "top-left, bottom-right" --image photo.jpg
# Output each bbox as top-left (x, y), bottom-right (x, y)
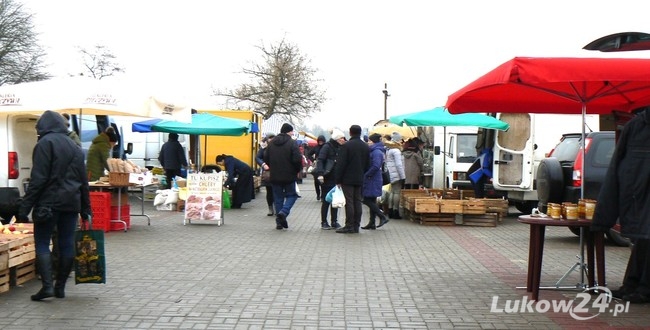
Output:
top-left (263, 123), bottom-right (302, 230)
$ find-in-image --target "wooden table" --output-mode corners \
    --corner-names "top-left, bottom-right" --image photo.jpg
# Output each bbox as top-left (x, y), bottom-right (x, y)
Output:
top-left (518, 215), bottom-right (606, 301)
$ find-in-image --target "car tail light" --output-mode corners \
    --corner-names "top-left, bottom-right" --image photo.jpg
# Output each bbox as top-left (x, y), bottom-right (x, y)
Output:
top-left (572, 137), bottom-right (593, 187)
top-left (8, 152), bottom-right (19, 179)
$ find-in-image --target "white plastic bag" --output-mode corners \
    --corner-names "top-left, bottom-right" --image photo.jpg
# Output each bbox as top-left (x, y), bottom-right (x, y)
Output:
top-left (331, 186), bottom-right (346, 208)
top-left (153, 190), bottom-right (168, 206)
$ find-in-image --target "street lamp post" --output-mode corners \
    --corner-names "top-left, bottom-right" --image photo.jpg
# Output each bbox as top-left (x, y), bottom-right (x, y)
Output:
top-left (382, 83), bottom-right (390, 120)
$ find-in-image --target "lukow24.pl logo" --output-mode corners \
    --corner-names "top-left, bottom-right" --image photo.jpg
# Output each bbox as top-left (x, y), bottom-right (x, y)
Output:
top-left (490, 287), bottom-right (629, 320)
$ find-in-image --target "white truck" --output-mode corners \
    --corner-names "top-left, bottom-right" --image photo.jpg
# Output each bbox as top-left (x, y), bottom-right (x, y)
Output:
top-left (481, 113), bottom-right (600, 214)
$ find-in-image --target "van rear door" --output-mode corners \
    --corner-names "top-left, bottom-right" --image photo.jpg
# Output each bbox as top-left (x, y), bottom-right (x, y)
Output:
top-left (6, 115), bottom-right (38, 195)
top-left (492, 113), bottom-right (535, 190)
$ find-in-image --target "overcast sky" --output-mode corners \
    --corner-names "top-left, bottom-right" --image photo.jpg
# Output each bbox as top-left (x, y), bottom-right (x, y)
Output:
top-left (21, 0), bottom-right (650, 130)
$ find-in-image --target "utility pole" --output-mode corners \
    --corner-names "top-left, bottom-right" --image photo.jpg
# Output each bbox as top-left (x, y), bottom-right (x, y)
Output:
top-left (382, 83), bottom-right (390, 120)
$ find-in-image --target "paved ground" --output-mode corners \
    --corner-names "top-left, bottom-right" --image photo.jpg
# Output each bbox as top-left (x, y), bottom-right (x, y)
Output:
top-left (1, 177), bottom-right (649, 329)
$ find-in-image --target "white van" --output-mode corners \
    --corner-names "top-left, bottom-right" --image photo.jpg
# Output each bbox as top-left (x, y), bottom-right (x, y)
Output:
top-left (0, 113), bottom-right (39, 222)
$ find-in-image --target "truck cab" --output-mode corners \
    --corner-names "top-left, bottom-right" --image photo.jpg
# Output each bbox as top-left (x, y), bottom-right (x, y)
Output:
top-left (436, 132), bottom-right (478, 189)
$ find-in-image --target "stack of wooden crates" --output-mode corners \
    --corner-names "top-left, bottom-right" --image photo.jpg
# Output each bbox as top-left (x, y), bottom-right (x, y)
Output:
top-left (400, 189), bottom-right (508, 227)
top-left (0, 224), bottom-right (37, 294)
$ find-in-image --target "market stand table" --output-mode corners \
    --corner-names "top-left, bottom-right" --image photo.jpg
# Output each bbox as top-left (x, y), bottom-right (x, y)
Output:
top-left (518, 215), bottom-right (606, 301)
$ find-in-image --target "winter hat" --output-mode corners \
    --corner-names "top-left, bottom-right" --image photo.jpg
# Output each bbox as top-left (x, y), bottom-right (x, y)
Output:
top-left (280, 123), bottom-right (294, 134)
top-left (330, 129), bottom-right (346, 141)
top-left (391, 132), bottom-right (403, 143)
top-left (368, 133), bottom-right (382, 143)
top-left (317, 135), bottom-right (326, 143)
top-left (105, 127), bottom-right (118, 142)
top-left (262, 133), bottom-right (276, 143)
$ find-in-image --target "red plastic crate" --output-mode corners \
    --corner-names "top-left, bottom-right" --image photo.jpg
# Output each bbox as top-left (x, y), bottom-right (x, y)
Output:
top-left (89, 192), bottom-right (111, 232)
top-left (110, 205), bottom-right (131, 231)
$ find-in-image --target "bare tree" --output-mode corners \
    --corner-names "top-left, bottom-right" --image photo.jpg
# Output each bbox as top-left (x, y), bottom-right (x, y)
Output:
top-left (78, 45), bottom-right (125, 79)
top-left (216, 38), bottom-right (326, 123)
top-left (0, 0), bottom-right (50, 85)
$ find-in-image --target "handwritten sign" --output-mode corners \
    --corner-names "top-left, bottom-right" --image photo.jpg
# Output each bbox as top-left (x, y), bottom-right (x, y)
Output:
top-left (184, 172), bottom-right (223, 222)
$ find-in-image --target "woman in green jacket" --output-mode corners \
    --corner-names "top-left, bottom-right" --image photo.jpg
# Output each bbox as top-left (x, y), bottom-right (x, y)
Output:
top-left (86, 127), bottom-right (117, 181)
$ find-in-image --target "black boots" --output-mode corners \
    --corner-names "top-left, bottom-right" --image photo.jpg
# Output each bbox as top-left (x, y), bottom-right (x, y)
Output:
top-left (31, 254), bottom-right (54, 301)
top-left (361, 217), bottom-right (376, 230)
top-left (54, 257), bottom-right (74, 298)
top-left (378, 216), bottom-right (390, 228)
top-left (267, 205), bottom-right (274, 216)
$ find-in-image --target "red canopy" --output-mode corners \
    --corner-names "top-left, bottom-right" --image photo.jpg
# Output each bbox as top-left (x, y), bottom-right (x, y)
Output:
top-left (446, 57), bottom-right (650, 115)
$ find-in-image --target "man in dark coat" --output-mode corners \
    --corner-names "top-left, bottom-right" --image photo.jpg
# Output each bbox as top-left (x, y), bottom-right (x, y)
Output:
top-left (335, 125), bottom-right (370, 233)
top-left (18, 110), bottom-right (92, 301)
top-left (264, 123), bottom-right (302, 230)
top-left (158, 133), bottom-right (188, 189)
top-left (592, 107), bottom-right (650, 303)
top-left (315, 129), bottom-right (346, 229)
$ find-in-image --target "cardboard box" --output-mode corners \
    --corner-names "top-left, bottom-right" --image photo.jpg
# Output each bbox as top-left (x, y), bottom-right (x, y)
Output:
top-left (128, 172), bottom-right (153, 186)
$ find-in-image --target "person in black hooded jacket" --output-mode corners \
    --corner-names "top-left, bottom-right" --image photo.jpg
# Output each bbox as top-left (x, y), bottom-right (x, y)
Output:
top-left (264, 123), bottom-right (302, 230)
top-left (592, 107), bottom-right (650, 303)
top-left (18, 110), bottom-right (92, 301)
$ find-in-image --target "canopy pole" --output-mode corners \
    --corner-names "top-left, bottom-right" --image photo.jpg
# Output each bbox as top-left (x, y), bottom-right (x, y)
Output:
top-left (579, 103), bottom-right (587, 287)
top-left (203, 135), bottom-right (207, 167)
top-left (443, 126), bottom-right (447, 188)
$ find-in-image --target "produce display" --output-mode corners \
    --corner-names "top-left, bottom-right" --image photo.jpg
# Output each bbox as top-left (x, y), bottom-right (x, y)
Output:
top-left (107, 158), bottom-right (146, 174)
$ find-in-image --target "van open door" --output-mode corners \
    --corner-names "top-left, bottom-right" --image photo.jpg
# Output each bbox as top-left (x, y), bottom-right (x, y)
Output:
top-left (492, 113), bottom-right (535, 190)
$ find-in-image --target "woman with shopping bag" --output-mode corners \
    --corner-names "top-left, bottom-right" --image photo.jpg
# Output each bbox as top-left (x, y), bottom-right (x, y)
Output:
top-left (17, 111), bottom-right (92, 301)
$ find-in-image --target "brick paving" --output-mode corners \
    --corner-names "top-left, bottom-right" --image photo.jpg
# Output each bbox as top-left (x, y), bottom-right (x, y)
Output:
top-left (1, 177), bottom-right (649, 329)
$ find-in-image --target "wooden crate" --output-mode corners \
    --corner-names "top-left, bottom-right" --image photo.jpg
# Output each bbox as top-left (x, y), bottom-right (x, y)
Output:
top-left (463, 199), bottom-right (486, 214)
top-left (405, 196), bottom-right (434, 212)
top-left (461, 213), bottom-right (499, 227)
top-left (0, 269), bottom-right (9, 293)
top-left (413, 198), bottom-right (440, 213)
top-left (11, 260), bottom-right (36, 286)
top-left (0, 242), bottom-right (8, 272)
top-left (482, 198), bottom-right (509, 218)
top-left (441, 189), bottom-right (461, 200)
top-left (4, 235), bottom-right (35, 268)
top-left (418, 213), bottom-right (456, 226)
top-left (460, 190), bottom-right (475, 199)
top-left (400, 190), bottom-right (430, 207)
top-left (439, 200), bottom-right (464, 214)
